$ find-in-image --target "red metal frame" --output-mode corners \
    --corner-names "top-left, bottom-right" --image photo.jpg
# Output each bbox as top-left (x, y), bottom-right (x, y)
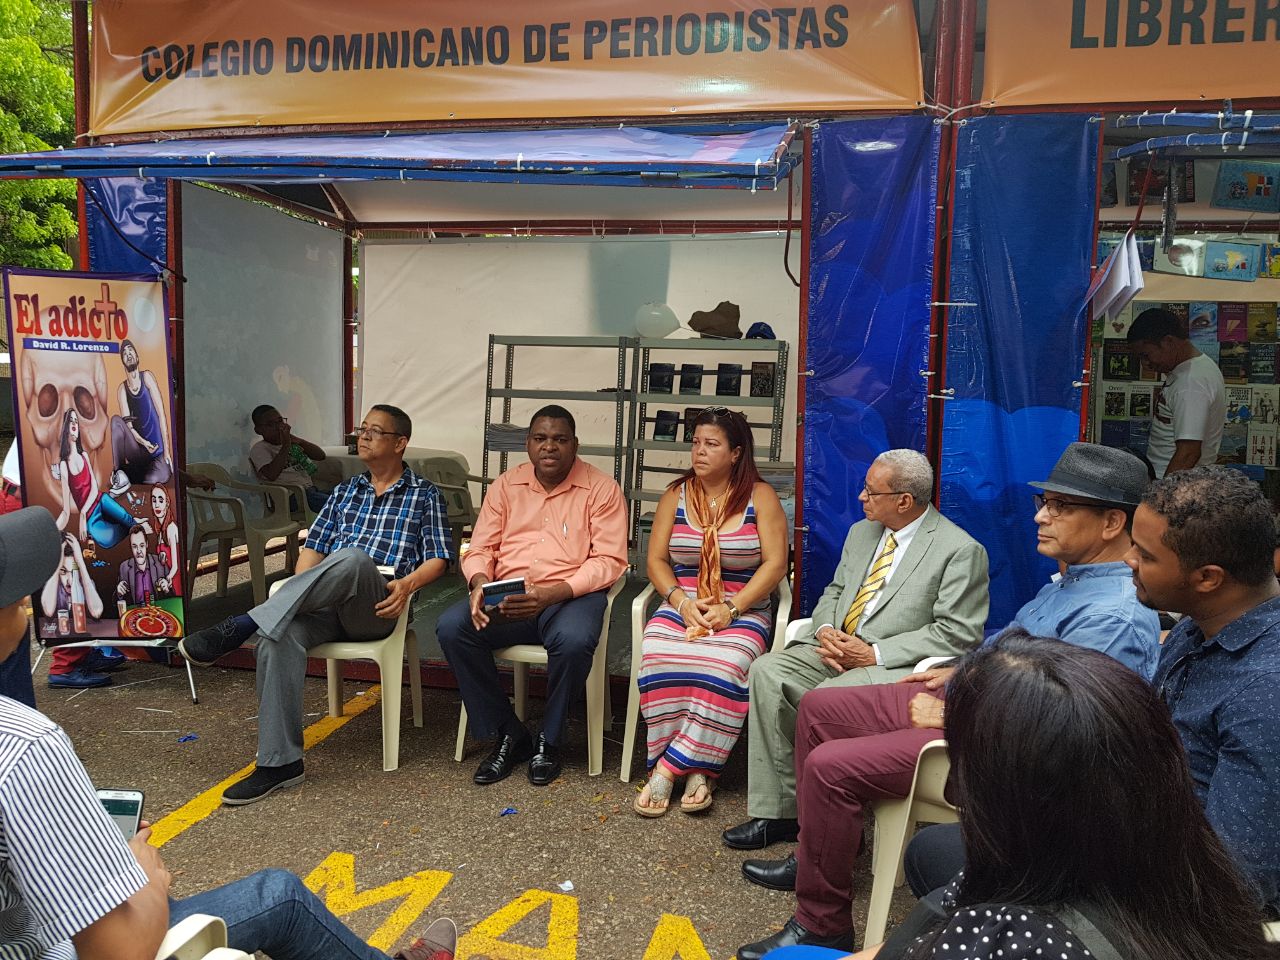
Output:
top-left (342, 235), bottom-right (355, 433)
top-left (1080, 121), bottom-right (1106, 441)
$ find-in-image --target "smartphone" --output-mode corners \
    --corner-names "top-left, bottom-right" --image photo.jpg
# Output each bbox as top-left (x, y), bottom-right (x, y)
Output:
top-left (97, 788), bottom-right (144, 839)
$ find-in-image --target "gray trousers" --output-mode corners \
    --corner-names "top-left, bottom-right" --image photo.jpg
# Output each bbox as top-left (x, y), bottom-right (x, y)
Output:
top-left (251, 548), bottom-right (394, 766)
top-left (745, 641), bottom-right (909, 819)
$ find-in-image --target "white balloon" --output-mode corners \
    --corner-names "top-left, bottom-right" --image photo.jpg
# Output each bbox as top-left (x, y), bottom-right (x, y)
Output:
top-left (634, 302), bottom-right (679, 338)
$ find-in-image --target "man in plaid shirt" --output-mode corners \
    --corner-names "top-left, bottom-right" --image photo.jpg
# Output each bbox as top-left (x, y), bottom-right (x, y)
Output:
top-left (180, 404), bottom-right (451, 805)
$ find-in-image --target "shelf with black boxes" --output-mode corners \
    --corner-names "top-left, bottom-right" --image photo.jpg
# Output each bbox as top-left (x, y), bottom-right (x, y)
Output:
top-left (481, 335), bottom-right (634, 495)
top-left (626, 338), bottom-right (790, 564)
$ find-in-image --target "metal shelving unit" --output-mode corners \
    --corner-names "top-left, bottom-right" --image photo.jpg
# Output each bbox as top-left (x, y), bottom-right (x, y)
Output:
top-left (626, 338), bottom-right (789, 553)
top-left (482, 335), bottom-right (633, 492)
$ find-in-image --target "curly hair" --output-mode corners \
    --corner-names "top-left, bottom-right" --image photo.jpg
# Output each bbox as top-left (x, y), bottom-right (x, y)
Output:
top-left (1142, 465), bottom-right (1276, 586)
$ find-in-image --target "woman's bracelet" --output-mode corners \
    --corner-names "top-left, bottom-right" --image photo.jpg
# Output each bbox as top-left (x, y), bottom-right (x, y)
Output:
top-left (676, 597), bottom-right (690, 618)
top-left (663, 583), bottom-right (682, 604)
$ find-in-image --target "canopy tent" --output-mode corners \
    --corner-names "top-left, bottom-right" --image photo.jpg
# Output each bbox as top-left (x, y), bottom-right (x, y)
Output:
top-left (0, 123), bottom-right (800, 192)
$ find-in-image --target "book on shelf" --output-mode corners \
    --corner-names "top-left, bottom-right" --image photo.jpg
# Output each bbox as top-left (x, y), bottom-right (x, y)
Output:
top-left (757, 462), bottom-right (796, 497)
top-left (647, 362), bottom-right (675, 394)
top-left (716, 363), bottom-right (743, 397)
top-left (653, 410), bottom-right (679, 441)
top-left (1100, 420), bottom-right (1130, 448)
top-left (1102, 340), bottom-right (1137, 381)
top-left (678, 364), bottom-right (704, 395)
top-left (1226, 386), bottom-right (1253, 423)
top-left (750, 361), bottom-right (777, 397)
top-left (1219, 343), bottom-right (1250, 383)
top-left (1102, 386), bottom-right (1128, 420)
top-left (1248, 425), bottom-right (1279, 468)
top-left (1188, 302), bottom-right (1218, 348)
top-left (1219, 423), bottom-right (1247, 463)
top-left (484, 422), bottom-right (529, 452)
top-left (1252, 384), bottom-right (1280, 425)
top-left (683, 407), bottom-right (701, 442)
top-left (1250, 344), bottom-right (1277, 384)
top-left (1248, 303), bottom-right (1278, 341)
top-left (1128, 385), bottom-right (1152, 419)
top-left (1128, 418), bottom-right (1151, 456)
top-left (1219, 302), bottom-right (1248, 343)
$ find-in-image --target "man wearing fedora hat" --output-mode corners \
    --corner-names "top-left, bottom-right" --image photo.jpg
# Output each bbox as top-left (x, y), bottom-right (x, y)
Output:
top-left (734, 442), bottom-right (1160, 959)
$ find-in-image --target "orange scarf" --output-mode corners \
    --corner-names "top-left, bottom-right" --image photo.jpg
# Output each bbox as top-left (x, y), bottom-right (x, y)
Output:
top-left (683, 478), bottom-right (735, 639)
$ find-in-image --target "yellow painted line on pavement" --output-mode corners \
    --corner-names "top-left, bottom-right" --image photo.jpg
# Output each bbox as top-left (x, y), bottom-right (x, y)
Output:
top-left (149, 685), bottom-right (384, 848)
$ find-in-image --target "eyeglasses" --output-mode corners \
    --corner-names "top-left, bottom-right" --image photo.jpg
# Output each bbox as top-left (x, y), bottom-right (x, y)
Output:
top-left (355, 426), bottom-right (402, 440)
top-left (862, 485), bottom-right (908, 498)
top-left (1033, 493), bottom-right (1106, 518)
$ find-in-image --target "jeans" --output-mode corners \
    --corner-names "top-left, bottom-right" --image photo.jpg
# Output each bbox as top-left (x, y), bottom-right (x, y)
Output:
top-left (0, 636), bottom-right (35, 706)
top-left (904, 822), bottom-right (965, 899)
top-left (169, 869), bottom-right (389, 960)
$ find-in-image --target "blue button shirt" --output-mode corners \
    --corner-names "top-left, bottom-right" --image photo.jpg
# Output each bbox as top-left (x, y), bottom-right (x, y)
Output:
top-left (1155, 596), bottom-right (1280, 915)
top-left (1009, 561), bottom-right (1161, 681)
top-left (305, 468), bottom-right (451, 578)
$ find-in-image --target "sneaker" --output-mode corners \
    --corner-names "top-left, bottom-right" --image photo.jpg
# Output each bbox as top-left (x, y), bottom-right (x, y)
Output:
top-left (109, 470), bottom-right (131, 496)
top-left (394, 918), bottom-right (457, 960)
top-left (47, 668), bottom-right (112, 689)
top-left (221, 760), bottom-right (305, 806)
top-left (178, 617), bottom-right (253, 667)
top-left (85, 649), bottom-right (129, 673)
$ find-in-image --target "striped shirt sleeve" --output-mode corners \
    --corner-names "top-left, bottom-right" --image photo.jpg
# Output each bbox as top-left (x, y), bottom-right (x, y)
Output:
top-left (0, 724), bottom-right (148, 946)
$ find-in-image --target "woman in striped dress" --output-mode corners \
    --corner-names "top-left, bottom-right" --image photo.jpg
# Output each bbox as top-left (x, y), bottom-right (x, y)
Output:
top-left (634, 407), bottom-right (788, 817)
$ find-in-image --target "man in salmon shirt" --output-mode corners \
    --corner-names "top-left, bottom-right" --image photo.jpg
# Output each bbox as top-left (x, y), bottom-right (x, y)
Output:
top-left (439, 405), bottom-right (628, 786)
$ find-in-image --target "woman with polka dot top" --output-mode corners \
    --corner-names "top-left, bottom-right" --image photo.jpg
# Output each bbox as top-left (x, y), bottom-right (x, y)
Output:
top-left (765, 630), bottom-right (1280, 960)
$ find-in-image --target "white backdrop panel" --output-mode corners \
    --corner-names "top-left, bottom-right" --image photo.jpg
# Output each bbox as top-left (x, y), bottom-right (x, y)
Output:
top-left (182, 184), bottom-right (344, 477)
top-left (360, 235), bottom-right (799, 478)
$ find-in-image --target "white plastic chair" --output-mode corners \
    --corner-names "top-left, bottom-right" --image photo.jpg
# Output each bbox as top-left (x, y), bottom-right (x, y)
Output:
top-left (863, 739), bottom-right (959, 947)
top-left (156, 914), bottom-right (252, 960)
top-left (268, 578), bottom-right (421, 772)
top-left (454, 574), bottom-right (627, 777)
top-left (186, 462), bottom-right (304, 605)
top-left (620, 578), bottom-right (793, 783)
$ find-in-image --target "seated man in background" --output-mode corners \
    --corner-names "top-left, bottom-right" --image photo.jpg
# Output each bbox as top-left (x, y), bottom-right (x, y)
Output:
top-left (438, 405), bottom-right (628, 787)
top-left (724, 449), bottom-right (989, 854)
top-left (734, 442), bottom-right (1159, 959)
top-left (0, 507), bottom-right (458, 960)
top-left (180, 404), bottom-right (451, 805)
top-left (249, 403), bottom-right (330, 513)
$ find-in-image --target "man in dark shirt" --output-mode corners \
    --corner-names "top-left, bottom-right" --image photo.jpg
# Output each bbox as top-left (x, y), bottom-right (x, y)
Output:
top-left (1128, 465), bottom-right (1280, 914)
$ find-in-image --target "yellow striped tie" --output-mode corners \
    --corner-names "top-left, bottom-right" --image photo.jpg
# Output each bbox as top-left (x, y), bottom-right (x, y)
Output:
top-left (842, 532), bottom-right (897, 635)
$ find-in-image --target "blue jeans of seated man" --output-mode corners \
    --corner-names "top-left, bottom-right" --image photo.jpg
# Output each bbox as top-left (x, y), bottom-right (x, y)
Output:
top-left (168, 868), bottom-right (389, 960)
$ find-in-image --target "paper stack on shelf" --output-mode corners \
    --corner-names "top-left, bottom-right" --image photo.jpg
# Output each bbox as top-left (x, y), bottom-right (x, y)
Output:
top-left (758, 462), bottom-right (796, 497)
top-left (485, 422), bottom-right (528, 452)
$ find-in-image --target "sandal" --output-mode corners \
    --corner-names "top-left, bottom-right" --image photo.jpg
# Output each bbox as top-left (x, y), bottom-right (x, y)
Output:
top-left (634, 770), bottom-right (675, 818)
top-left (680, 773), bottom-right (716, 814)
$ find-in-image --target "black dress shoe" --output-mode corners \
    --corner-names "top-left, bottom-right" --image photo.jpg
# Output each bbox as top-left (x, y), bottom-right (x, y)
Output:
top-left (474, 733), bottom-right (534, 785)
top-left (528, 733), bottom-right (561, 786)
top-left (742, 852), bottom-right (798, 891)
top-left (736, 915), bottom-right (855, 960)
top-left (722, 816), bottom-right (800, 850)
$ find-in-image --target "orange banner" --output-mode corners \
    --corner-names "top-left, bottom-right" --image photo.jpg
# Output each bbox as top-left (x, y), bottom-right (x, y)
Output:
top-left (984, 0), bottom-right (1280, 107)
top-left (90, 1), bottom-right (923, 136)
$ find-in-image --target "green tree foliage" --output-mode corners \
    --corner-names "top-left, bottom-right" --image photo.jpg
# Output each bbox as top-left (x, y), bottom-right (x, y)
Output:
top-left (0, 0), bottom-right (76, 270)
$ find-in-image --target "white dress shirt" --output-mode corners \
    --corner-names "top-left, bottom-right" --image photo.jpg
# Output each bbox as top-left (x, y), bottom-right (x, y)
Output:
top-left (819, 510), bottom-right (927, 665)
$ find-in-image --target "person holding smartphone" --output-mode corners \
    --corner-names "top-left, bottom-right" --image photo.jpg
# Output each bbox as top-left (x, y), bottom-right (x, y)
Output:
top-left (0, 507), bottom-right (458, 960)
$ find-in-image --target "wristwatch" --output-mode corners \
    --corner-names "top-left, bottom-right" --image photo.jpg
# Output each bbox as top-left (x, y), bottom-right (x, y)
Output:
top-left (725, 600), bottom-right (740, 620)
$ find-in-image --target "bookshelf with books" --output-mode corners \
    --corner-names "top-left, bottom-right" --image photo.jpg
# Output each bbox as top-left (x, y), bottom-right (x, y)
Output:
top-left (626, 338), bottom-right (790, 563)
top-left (481, 335), bottom-right (634, 494)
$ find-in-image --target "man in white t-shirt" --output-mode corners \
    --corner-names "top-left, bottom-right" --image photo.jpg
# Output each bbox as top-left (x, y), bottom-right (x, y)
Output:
top-left (1128, 307), bottom-right (1226, 477)
top-left (248, 405), bottom-right (329, 513)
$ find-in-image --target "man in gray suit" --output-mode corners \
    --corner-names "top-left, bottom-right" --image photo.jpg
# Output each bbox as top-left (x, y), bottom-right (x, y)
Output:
top-left (723, 449), bottom-right (988, 851)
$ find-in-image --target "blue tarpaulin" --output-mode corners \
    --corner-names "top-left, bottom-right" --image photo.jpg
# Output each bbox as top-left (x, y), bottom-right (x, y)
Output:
top-left (85, 178), bottom-right (168, 275)
top-left (800, 116), bottom-right (939, 613)
top-left (0, 124), bottom-right (798, 190)
top-left (939, 113), bottom-right (1099, 628)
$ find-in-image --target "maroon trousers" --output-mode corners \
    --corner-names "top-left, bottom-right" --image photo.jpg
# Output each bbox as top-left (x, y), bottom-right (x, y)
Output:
top-left (793, 682), bottom-right (942, 935)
